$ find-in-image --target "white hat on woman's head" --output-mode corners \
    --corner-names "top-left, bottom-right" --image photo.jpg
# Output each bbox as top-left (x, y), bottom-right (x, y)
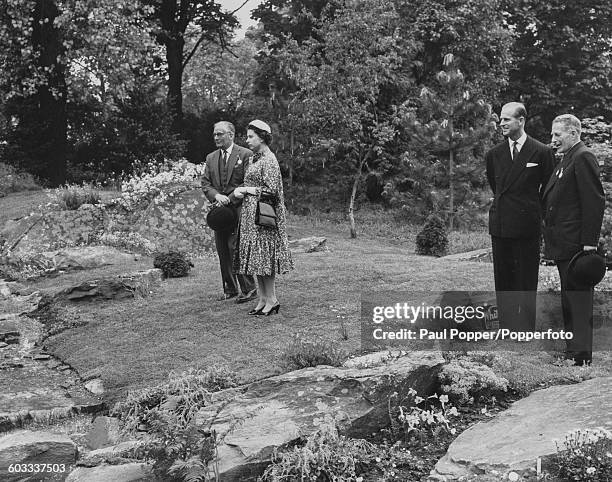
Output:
top-left (248, 119), bottom-right (272, 134)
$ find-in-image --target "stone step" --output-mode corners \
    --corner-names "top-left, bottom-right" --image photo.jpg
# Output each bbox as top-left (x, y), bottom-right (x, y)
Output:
top-left (0, 354), bottom-right (105, 433)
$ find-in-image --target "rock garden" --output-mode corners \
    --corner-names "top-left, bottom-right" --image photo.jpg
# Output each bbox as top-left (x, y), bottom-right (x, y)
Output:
top-left (0, 161), bottom-right (611, 482)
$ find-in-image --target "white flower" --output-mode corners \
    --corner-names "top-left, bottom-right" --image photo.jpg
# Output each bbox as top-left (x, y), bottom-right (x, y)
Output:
top-left (586, 467), bottom-right (596, 475)
top-left (439, 394), bottom-right (449, 404)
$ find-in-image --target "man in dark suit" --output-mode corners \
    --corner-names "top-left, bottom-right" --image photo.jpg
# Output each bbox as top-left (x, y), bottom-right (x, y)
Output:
top-left (486, 102), bottom-right (556, 331)
top-left (202, 121), bottom-right (257, 302)
top-left (543, 114), bottom-right (605, 365)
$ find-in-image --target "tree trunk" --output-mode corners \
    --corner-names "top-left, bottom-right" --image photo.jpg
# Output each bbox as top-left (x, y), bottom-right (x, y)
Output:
top-left (449, 147), bottom-right (454, 231)
top-left (31, 0), bottom-right (67, 186)
top-left (288, 128), bottom-right (294, 186)
top-left (348, 153), bottom-right (368, 239)
top-left (166, 36), bottom-right (185, 133)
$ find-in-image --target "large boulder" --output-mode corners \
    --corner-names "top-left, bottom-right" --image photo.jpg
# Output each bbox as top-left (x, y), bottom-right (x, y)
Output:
top-left (66, 463), bottom-right (151, 482)
top-left (288, 236), bottom-right (328, 253)
top-left (196, 351), bottom-right (445, 481)
top-left (34, 246), bottom-right (138, 272)
top-left (133, 188), bottom-right (213, 256)
top-left (431, 376), bottom-right (612, 480)
top-left (0, 431), bottom-right (77, 481)
top-left (2, 187), bottom-right (215, 259)
top-left (7, 205), bottom-right (106, 257)
top-left (51, 269), bottom-right (163, 302)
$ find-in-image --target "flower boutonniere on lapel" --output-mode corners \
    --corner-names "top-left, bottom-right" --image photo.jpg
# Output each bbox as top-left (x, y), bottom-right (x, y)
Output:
top-left (236, 159), bottom-right (242, 166)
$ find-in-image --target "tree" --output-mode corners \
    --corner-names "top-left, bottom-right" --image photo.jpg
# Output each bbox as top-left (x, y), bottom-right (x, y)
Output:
top-left (404, 54), bottom-right (497, 230)
top-left (502, 0), bottom-right (612, 138)
top-left (278, 0), bottom-right (415, 237)
top-left (145, 0), bottom-right (238, 131)
top-left (0, 0), bottom-right (155, 184)
top-left (398, 0), bottom-right (514, 99)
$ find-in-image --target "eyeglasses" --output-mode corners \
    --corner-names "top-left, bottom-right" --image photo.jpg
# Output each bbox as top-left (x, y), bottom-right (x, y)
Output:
top-left (213, 132), bottom-right (230, 137)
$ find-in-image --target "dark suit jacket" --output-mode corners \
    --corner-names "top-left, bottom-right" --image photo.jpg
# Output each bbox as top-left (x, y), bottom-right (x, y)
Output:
top-left (201, 144), bottom-right (253, 205)
top-left (542, 141), bottom-right (605, 260)
top-left (486, 136), bottom-right (556, 239)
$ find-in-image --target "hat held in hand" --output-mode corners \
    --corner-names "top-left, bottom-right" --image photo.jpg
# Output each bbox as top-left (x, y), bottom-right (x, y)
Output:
top-left (568, 250), bottom-right (607, 287)
top-left (206, 203), bottom-right (238, 232)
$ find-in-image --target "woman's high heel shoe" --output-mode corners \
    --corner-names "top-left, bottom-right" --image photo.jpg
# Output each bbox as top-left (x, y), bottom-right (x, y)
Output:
top-left (262, 303), bottom-right (280, 316)
top-left (248, 307), bottom-right (264, 315)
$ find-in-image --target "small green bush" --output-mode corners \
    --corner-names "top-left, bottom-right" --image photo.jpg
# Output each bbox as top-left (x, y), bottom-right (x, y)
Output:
top-left (438, 357), bottom-right (509, 403)
top-left (153, 251), bottom-right (194, 278)
top-left (416, 214), bottom-right (449, 257)
top-left (261, 417), bottom-right (414, 481)
top-left (0, 162), bottom-right (41, 194)
top-left (48, 183), bottom-right (101, 210)
top-left (281, 334), bottom-right (347, 369)
top-left (549, 428), bottom-right (612, 481)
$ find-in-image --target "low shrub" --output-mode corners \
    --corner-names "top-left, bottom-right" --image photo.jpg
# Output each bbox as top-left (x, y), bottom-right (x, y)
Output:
top-left (281, 334), bottom-right (347, 369)
top-left (549, 428), bottom-right (612, 481)
top-left (415, 214), bottom-right (449, 257)
top-left (0, 162), bottom-right (41, 194)
top-left (47, 183), bottom-right (101, 210)
top-left (113, 366), bottom-right (238, 482)
top-left (153, 251), bottom-right (194, 278)
top-left (438, 357), bottom-right (509, 403)
top-left (261, 417), bottom-right (414, 481)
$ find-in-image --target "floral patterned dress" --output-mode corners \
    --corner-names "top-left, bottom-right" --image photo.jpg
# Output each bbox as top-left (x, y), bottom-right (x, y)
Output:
top-left (233, 151), bottom-right (294, 276)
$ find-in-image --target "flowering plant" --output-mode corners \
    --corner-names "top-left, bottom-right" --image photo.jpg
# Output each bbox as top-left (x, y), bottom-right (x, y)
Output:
top-left (391, 388), bottom-right (458, 440)
top-left (551, 428), bottom-right (612, 481)
top-left (117, 159), bottom-right (206, 212)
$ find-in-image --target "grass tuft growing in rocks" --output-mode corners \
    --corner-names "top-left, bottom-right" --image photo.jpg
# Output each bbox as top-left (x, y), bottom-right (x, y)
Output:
top-left (281, 334), bottom-right (348, 369)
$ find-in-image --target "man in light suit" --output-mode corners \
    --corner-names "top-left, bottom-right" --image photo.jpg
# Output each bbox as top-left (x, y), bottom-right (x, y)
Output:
top-left (486, 102), bottom-right (556, 331)
top-left (202, 121), bottom-right (256, 302)
top-left (543, 114), bottom-right (605, 365)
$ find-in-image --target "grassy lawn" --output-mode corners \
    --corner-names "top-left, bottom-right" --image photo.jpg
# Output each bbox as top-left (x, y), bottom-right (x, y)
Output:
top-left (3, 191), bottom-right (611, 406)
top-left (34, 217), bottom-right (496, 404)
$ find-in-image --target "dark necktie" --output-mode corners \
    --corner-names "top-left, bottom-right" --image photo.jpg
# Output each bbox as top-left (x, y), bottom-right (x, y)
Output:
top-left (512, 141), bottom-right (519, 161)
top-left (221, 149), bottom-right (227, 167)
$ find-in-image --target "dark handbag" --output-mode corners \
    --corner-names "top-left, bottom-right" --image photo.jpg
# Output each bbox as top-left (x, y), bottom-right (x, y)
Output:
top-left (255, 190), bottom-right (277, 228)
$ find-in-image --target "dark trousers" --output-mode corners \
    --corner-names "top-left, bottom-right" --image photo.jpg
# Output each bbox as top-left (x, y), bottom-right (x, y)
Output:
top-left (556, 259), bottom-right (593, 363)
top-left (491, 235), bottom-right (540, 331)
top-left (214, 229), bottom-right (255, 295)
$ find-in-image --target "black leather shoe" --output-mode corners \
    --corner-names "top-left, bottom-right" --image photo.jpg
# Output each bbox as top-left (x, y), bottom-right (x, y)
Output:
top-left (216, 293), bottom-right (238, 301)
top-left (236, 289), bottom-right (258, 304)
top-left (248, 307), bottom-right (264, 315)
top-left (261, 303), bottom-right (280, 316)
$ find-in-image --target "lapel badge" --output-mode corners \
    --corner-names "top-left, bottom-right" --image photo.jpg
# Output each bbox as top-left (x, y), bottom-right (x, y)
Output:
top-left (237, 159), bottom-right (242, 165)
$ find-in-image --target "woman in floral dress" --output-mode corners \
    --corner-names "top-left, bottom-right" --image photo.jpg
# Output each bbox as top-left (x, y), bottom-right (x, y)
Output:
top-left (232, 120), bottom-right (294, 315)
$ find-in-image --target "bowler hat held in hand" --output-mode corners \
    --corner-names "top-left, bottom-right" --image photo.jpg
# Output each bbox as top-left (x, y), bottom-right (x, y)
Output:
top-left (568, 250), bottom-right (607, 287)
top-left (206, 203), bottom-right (238, 232)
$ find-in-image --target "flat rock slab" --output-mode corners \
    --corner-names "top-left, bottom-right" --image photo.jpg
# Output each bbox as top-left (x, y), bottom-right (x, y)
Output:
top-left (0, 355), bottom-right (104, 432)
top-left (66, 463), bottom-right (152, 482)
top-left (48, 269), bottom-right (162, 302)
top-left (288, 236), bottom-right (328, 253)
top-left (196, 351), bottom-right (445, 481)
top-left (0, 430), bottom-right (77, 481)
top-left (439, 248), bottom-right (493, 263)
top-left (36, 246), bottom-right (138, 272)
top-left (432, 376), bottom-right (612, 480)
